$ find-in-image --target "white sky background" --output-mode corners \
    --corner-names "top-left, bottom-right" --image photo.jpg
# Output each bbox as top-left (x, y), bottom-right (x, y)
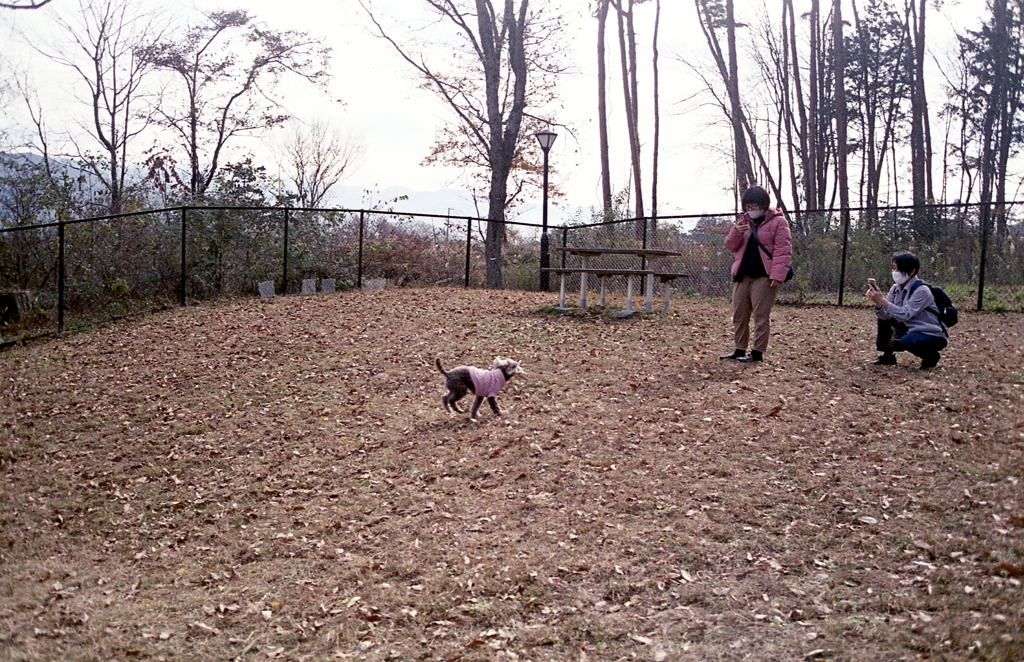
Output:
top-left (0, 0), bottom-right (993, 227)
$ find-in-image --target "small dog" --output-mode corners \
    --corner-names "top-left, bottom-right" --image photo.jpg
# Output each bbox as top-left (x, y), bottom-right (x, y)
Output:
top-left (435, 357), bottom-right (525, 421)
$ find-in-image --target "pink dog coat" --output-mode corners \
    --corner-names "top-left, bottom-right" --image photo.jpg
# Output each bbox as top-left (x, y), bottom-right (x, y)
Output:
top-left (469, 367), bottom-right (507, 397)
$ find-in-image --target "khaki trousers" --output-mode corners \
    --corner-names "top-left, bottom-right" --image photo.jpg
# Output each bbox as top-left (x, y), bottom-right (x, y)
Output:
top-left (732, 276), bottom-right (778, 353)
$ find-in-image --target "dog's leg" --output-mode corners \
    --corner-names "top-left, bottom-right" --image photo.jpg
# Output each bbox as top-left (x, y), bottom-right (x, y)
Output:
top-left (486, 396), bottom-right (501, 416)
top-left (450, 389), bottom-right (466, 413)
top-left (441, 393), bottom-right (452, 414)
top-left (469, 396), bottom-right (484, 421)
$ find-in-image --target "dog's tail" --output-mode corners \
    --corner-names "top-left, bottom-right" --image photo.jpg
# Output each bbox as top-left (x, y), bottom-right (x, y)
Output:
top-left (435, 358), bottom-right (448, 376)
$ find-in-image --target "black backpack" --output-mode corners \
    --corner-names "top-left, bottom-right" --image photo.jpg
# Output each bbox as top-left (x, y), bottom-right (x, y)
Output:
top-left (909, 280), bottom-right (958, 328)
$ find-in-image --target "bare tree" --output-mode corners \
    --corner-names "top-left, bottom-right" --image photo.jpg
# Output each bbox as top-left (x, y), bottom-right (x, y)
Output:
top-left (833, 0), bottom-right (852, 302)
top-left (40, 0), bottom-right (164, 213)
top-left (359, 0), bottom-right (565, 288)
top-left (145, 9), bottom-right (331, 199)
top-left (783, 0), bottom-right (810, 211)
top-left (954, 0), bottom-right (1024, 244)
top-left (847, 0), bottom-right (912, 228)
top-left (694, 0), bottom-right (755, 203)
top-left (280, 120), bottom-right (363, 208)
top-left (808, 0), bottom-right (825, 209)
top-left (908, 0), bottom-right (934, 209)
top-left (612, 0), bottom-right (645, 222)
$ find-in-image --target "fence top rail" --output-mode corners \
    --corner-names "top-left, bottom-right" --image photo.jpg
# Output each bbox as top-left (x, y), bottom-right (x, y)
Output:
top-left (565, 199), bottom-right (1024, 230)
top-left (179, 205), bottom-right (547, 230)
top-left (0, 204), bottom-right (560, 234)
top-left (0, 206), bottom-right (178, 233)
top-left (4, 199), bottom-right (1022, 236)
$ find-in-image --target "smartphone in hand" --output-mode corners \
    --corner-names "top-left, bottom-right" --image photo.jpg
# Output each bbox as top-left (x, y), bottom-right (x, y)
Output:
top-left (867, 278), bottom-right (878, 291)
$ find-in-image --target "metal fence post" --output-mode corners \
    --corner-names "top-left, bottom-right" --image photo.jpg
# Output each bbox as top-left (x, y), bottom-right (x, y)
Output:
top-left (180, 207), bottom-right (187, 307)
top-left (561, 225), bottom-right (568, 267)
top-left (283, 207), bottom-right (290, 294)
top-left (57, 220), bottom-right (65, 332)
top-left (357, 210), bottom-right (365, 290)
top-left (465, 217), bottom-right (472, 287)
top-left (977, 201), bottom-right (990, 311)
top-left (641, 216), bottom-right (649, 270)
top-left (838, 208), bottom-right (851, 306)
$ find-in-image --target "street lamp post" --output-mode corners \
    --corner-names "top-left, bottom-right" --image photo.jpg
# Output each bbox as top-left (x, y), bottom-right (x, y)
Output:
top-left (535, 129), bottom-right (557, 291)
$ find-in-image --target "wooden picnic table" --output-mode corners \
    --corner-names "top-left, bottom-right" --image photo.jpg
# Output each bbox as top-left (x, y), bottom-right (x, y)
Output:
top-left (547, 247), bottom-right (685, 314)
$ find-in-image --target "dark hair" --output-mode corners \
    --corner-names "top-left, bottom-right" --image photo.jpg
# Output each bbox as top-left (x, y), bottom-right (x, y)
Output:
top-left (892, 252), bottom-right (920, 274)
top-left (741, 185), bottom-right (771, 210)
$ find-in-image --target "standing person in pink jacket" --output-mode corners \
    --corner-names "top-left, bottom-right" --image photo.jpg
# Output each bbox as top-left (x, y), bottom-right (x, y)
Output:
top-left (720, 186), bottom-right (793, 363)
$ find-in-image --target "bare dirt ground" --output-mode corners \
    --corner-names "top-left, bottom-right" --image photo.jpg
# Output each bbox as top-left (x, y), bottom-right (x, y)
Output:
top-left (1, 287), bottom-right (1023, 662)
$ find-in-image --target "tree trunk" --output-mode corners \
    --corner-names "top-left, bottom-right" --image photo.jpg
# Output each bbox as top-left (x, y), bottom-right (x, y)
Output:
top-left (807, 0), bottom-right (821, 209)
top-left (993, 1), bottom-right (1022, 240)
top-left (694, 0), bottom-right (754, 205)
top-left (481, 0), bottom-right (529, 289)
top-left (909, 0), bottom-right (931, 210)
top-left (597, 0), bottom-right (613, 220)
top-left (833, 0), bottom-right (851, 304)
top-left (782, 0), bottom-right (805, 213)
top-left (725, 0), bottom-right (754, 198)
top-left (650, 0), bottom-right (660, 239)
top-left (833, 0), bottom-right (849, 217)
top-left (614, 0), bottom-right (644, 230)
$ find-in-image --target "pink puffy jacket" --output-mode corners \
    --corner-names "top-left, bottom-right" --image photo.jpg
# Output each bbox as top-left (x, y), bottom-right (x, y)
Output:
top-left (725, 207), bottom-right (793, 283)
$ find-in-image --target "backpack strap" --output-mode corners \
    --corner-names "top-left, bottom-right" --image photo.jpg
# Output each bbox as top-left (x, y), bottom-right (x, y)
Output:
top-left (749, 222), bottom-right (772, 259)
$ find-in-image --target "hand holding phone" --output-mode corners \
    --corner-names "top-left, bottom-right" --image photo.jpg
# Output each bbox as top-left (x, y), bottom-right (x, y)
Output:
top-left (867, 278), bottom-right (878, 291)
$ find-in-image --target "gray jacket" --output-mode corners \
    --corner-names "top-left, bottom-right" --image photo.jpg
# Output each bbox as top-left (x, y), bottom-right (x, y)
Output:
top-left (875, 275), bottom-right (947, 337)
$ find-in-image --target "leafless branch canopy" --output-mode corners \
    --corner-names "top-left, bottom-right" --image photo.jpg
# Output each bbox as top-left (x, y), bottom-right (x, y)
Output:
top-left (0, 0), bottom-right (54, 9)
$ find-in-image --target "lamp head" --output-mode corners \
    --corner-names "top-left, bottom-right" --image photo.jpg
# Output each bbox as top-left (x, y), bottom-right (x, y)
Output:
top-left (534, 129), bottom-right (557, 152)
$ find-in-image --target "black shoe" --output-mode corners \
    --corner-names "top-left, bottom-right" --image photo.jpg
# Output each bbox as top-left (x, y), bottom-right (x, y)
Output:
top-left (720, 349), bottom-right (746, 360)
top-left (919, 354), bottom-right (940, 370)
top-left (737, 350), bottom-right (763, 363)
top-left (870, 353), bottom-right (897, 365)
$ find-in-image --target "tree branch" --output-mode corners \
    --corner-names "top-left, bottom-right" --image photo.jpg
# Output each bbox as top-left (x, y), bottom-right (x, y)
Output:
top-left (0, 0), bottom-right (54, 8)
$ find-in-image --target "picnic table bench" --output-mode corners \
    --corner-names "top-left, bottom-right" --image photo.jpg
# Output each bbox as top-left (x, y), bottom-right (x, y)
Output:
top-left (542, 267), bottom-right (653, 314)
top-left (546, 247), bottom-right (687, 314)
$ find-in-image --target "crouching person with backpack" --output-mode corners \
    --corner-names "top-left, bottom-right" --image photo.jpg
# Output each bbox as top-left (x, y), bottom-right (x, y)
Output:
top-left (866, 252), bottom-right (951, 370)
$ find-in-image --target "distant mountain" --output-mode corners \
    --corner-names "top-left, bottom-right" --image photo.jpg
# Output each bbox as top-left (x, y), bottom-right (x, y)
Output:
top-left (328, 185), bottom-right (484, 219)
top-left (326, 184), bottom-right (546, 227)
top-left (1, 153), bottom-right (556, 225)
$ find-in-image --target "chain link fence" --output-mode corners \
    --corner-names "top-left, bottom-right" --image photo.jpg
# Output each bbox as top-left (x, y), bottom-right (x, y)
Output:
top-left (2, 201), bottom-right (1022, 346)
top-left (556, 202), bottom-right (1024, 311)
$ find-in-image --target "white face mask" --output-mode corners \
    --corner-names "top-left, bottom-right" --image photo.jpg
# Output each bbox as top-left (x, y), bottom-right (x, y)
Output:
top-left (892, 271), bottom-right (909, 285)
top-left (748, 208), bottom-right (765, 220)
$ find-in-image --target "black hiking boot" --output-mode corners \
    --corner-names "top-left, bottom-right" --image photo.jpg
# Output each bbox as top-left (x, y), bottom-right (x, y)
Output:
top-left (870, 353), bottom-right (897, 365)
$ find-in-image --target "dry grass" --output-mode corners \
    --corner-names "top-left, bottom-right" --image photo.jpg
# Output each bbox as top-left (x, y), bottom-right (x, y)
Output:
top-left (1, 287), bottom-right (1023, 662)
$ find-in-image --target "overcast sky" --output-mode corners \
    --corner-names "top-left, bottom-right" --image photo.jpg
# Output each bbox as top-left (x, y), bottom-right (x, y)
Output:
top-left (0, 0), bottom-right (988, 226)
